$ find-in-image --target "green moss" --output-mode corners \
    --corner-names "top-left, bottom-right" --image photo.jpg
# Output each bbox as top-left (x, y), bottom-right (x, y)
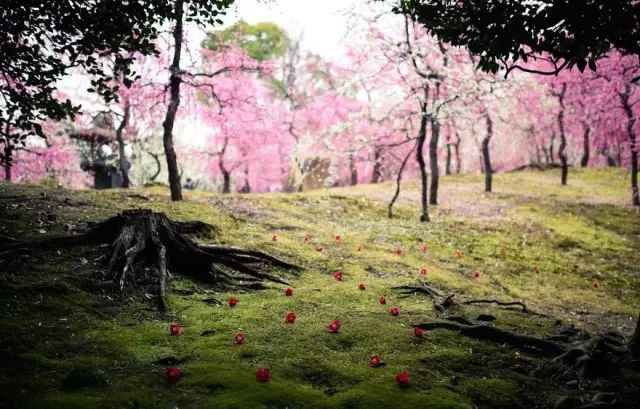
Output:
top-left (0, 168), bottom-right (638, 408)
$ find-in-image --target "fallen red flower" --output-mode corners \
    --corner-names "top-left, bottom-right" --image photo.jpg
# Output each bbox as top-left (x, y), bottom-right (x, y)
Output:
top-left (396, 371), bottom-right (410, 387)
top-left (166, 367), bottom-right (181, 383)
top-left (284, 287), bottom-right (294, 296)
top-left (358, 283), bottom-right (366, 290)
top-left (272, 234), bottom-right (278, 242)
top-left (335, 235), bottom-right (342, 242)
top-left (285, 312), bottom-right (297, 323)
top-left (379, 295), bottom-right (387, 305)
top-left (455, 249), bottom-right (463, 258)
top-left (234, 332), bottom-right (246, 344)
top-left (395, 248), bottom-right (402, 256)
top-left (256, 368), bottom-right (271, 383)
top-left (229, 297), bottom-right (238, 307)
top-left (473, 271), bottom-right (481, 280)
top-left (533, 266), bottom-right (540, 274)
top-left (357, 244), bottom-right (363, 252)
top-left (420, 244), bottom-right (428, 253)
top-left (370, 354), bottom-right (381, 367)
top-left (420, 268), bottom-right (428, 276)
top-left (169, 324), bottom-right (182, 336)
top-left (413, 327), bottom-right (424, 337)
top-left (390, 307), bottom-right (400, 316)
top-left (316, 246), bottom-right (324, 252)
top-left (328, 320), bottom-right (341, 333)
top-left (303, 234), bottom-right (310, 242)
top-left (333, 271), bottom-right (343, 281)
top-left (593, 282), bottom-right (599, 288)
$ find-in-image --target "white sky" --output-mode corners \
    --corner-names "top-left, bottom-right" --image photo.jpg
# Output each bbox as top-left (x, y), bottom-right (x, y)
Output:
top-left (211, 0), bottom-right (359, 59)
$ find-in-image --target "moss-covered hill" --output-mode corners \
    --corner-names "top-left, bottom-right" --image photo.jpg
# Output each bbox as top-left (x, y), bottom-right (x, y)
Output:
top-left (1, 168), bottom-right (638, 409)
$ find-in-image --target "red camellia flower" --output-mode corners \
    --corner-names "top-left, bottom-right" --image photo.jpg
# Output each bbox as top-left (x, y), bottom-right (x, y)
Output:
top-left (169, 324), bottom-right (182, 336)
top-left (370, 354), bottom-right (381, 367)
top-left (455, 249), bottom-right (463, 258)
top-left (396, 371), bottom-right (411, 387)
top-left (593, 282), bottom-right (599, 289)
top-left (328, 320), bottom-right (341, 333)
top-left (229, 297), bottom-right (238, 307)
top-left (272, 234), bottom-right (278, 242)
top-left (420, 244), bottom-right (428, 253)
top-left (166, 367), bottom-right (181, 383)
top-left (379, 295), bottom-right (386, 305)
top-left (333, 271), bottom-right (343, 281)
top-left (256, 368), bottom-right (271, 383)
top-left (390, 307), bottom-right (400, 316)
top-left (285, 312), bottom-right (297, 323)
top-left (316, 246), bottom-right (324, 252)
top-left (335, 235), bottom-right (342, 242)
top-left (420, 268), bottom-right (428, 276)
top-left (533, 266), bottom-right (540, 274)
top-left (413, 327), bottom-right (424, 337)
top-left (395, 248), bottom-right (402, 256)
top-left (234, 332), bottom-right (246, 344)
top-left (473, 271), bottom-right (481, 280)
top-left (303, 234), bottom-right (310, 242)
top-left (284, 287), bottom-right (294, 296)
top-left (358, 283), bottom-right (366, 290)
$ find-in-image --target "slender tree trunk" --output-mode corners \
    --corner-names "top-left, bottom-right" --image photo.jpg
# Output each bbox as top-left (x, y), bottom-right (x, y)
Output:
top-left (371, 145), bottom-right (383, 183)
top-left (429, 117), bottom-right (440, 205)
top-left (445, 137), bottom-right (452, 175)
top-left (162, 0), bottom-right (184, 201)
top-left (549, 132), bottom-right (556, 163)
top-left (535, 144), bottom-right (542, 164)
top-left (621, 85), bottom-right (639, 206)
top-left (3, 141), bottom-right (11, 182)
top-left (116, 100), bottom-right (131, 188)
top-left (482, 113), bottom-right (493, 193)
top-left (388, 142), bottom-right (416, 218)
top-left (556, 84), bottom-right (568, 186)
top-left (417, 101), bottom-right (429, 222)
top-left (349, 153), bottom-right (358, 186)
top-left (630, 313), bottom-right (640, 358)
top-left (219, 160), bottom-right (231, 194)
top-left (580, 124), bottom-right (590, 168)
top-left (454, 134), bottom-right (461, 174)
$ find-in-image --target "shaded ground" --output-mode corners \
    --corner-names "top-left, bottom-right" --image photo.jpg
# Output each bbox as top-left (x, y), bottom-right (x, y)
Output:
top-left (0, 168), bottom-right (638, 409)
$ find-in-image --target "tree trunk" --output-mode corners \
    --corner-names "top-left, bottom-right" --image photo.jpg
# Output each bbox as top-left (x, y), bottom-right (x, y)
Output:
top-left (116, 100), bottom-right (131, 188)
top-left (454, 134), bottom-right (461, 174)
top-left (161, 0), bottom-right (184, 201)
top-left (388, 142), bottom-right (416, 218)
top-left (630, 313), bottom-right (640, 358)
top-left (220, 163), bottom-right (231, 194)
top-left (349, 153), bottom-right (358, 186)
top-left (549, 132), bottom-right (556, 163)
top-left (3, 141), bottom-right (11, 182)
top-left (621, 85), bottom-right (639, 206)
top-left (445, 137), bottom-right (452, 175)
top-left (371, 145), bottom-right (383, 183)
top-left (557, 84), bottom-right (568, 186)
top-left (580, 124), bottom-right (590, 168)
top-left (482, 113), bottom-right (493, 193)
top-left (416, 102), bottom-right (429, 222)
top-left (429, 117), bottom-right (440, 205)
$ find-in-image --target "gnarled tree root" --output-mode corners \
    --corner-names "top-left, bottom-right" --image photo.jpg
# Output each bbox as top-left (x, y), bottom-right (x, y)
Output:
top-left (1, 209), bottom-right (300, 309)
top-left (394, 283), bottom-right (545, 316)
top-left (414, 321), bottom-right (631, 377)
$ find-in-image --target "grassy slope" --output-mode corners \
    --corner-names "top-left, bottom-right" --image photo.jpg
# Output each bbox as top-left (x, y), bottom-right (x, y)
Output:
top-left (0, 168), bottom-right (638, 409)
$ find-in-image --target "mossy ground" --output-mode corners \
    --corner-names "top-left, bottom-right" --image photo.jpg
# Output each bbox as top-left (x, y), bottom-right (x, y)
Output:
top-left (0, 168), bottom-right (638, 409)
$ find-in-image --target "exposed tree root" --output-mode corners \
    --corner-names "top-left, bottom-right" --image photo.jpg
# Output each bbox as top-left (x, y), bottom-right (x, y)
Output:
top-left (393, 282), bottom-right (544, 316)
top-left (416, 321), bottom-right (566, 357)
top-left (0, 209), bottom-right (300, 309)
